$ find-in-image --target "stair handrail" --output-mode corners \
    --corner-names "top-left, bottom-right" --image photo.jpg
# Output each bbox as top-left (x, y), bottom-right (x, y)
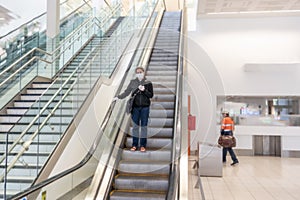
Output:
top-left (0, 1), bottom-right (123, 78)
top-left (0, 18), bottom-right (95, 88)
top-left (0, 14), bottom-right (95, 75)
top-left (104, 0), bottom-right (113, 10)
top-left (96, 3), bottom-right (122, 27)
top-left (7, 76), bottom-right (116, 200)
top-left (0, 0), bottom-right (92, 39)
top-left (0, 41), bottom-right (101, 171)
top-left (0, 2), bottom-right (122, 80)
top-left (0, 11), bottom-right (122, 109)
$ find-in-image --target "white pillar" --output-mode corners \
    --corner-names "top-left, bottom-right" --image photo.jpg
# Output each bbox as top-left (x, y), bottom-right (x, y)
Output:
top-left (47, 0), bottom-right (60, 38)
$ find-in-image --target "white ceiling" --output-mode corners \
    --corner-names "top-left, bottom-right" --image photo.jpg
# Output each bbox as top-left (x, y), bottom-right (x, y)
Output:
top-left (197, 0), bottom-right (300, 16)
top-left (0, 5), bottom-right (17, 28)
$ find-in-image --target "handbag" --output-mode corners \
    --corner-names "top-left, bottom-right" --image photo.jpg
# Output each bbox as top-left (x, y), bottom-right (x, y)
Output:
top-left (126, 96), bottom-right (135, 114)
top-left (218, 135), bottom-right (236, 148)
top-left (125, 89), bottom-right (139, 114)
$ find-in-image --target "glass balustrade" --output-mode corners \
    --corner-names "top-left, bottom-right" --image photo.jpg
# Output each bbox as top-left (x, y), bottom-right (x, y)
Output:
top-left (0, 3), bottom-right (124, 110)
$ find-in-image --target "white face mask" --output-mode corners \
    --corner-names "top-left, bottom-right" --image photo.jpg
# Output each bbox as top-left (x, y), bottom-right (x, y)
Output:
top-left (136, 73), bottom-right (144, 81)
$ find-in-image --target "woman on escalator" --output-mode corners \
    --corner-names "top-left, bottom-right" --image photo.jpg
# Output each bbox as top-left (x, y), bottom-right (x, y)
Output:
top-left (113, 67), bottom-right (153, 152)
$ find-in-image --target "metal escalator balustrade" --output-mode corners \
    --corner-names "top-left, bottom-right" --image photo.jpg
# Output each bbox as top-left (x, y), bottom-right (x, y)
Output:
top-left (109, 11), bottom-right (182, 200)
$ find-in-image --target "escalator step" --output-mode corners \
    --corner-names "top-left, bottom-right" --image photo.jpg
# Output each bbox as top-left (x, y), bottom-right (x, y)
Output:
top-left (114, 174), bottom-right (169, 191)
top-left (125, 137), bottom-right (172, 149)
top-left (118, 160), bottom-right (170, 175)
top-left (121, 149), bottom-right (171, 161)
top-left (110, 191), bottom-right (166, 200)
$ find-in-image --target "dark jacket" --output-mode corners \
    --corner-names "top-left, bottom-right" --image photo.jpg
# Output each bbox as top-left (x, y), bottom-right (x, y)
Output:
top-left (117, 78), bottom-right (153, 107)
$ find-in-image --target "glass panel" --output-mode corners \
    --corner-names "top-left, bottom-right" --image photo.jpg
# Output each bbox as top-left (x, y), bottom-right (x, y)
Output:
top-left (218, 96), bottom-right (300, 126)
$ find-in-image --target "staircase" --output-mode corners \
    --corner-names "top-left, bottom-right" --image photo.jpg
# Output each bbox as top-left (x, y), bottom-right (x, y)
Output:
top-left (0, 17), bottom-right (125, 198)
top-left (109, 11), bottom-right (181, 200)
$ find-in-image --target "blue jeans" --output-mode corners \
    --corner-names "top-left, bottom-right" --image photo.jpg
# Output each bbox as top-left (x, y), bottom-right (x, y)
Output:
top-left (131, 106), bottom-right (150, 148)
top-left (223, 148), bottom-right (238, 163)
top-left (221, 131), bottom-right (238, 162)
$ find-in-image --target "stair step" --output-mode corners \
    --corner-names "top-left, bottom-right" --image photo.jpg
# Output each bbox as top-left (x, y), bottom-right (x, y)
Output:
top-left (150, 57), bottom-right (178, 62)
top-left (152, 82), bottom-right (176, 88)
top-left (152, 93), bottom-right (175, 101)
top-left (114, 174), bottom-right (169, 191)
top-left (128, 127), bottom-right (173, 138)
top-left (118, 160), bottom-right (170, 174)
top-left (151, 102), bottom-right (175, 109)
top-left (148, 66), bottom-right (177, 71)
top-left (121, 149), bottom-right (171, 161)
top-left (152, 88), bottom-right (175, 95)
top-left (6, 176), bottom-right (35, 183)
top-left (147, 71), bottom-right (177, 76)
top-left (149, 109), bottom-right (174, 118)
top-left (149, 61), bottom-right (178, 66)
top-left (150, 53), bottom-right (178, 57)
top-left (147, 76), bottom-right (176, 82)
top-left (148, 118), bottom-right (173, 127)
top-left (26, 88), bottom-right (48, 94)
top-left (126, 138), bottom-right (172, 149)
top-left (110, 191), bottom-right (166, 200)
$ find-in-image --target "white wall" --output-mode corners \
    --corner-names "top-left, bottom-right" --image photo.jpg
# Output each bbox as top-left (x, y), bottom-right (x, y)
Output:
top-left (187, 15), bottom-right (300, 150)
top-left (191, 16), bottom-right (300, 95)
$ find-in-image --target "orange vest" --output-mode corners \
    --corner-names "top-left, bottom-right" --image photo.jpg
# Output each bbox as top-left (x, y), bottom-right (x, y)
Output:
top-left (221, 117), bottom-right (234, 132)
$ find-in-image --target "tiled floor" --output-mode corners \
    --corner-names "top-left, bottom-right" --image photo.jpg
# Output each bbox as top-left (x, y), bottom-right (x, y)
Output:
top-left (188, 155), bottom-right (300, 200)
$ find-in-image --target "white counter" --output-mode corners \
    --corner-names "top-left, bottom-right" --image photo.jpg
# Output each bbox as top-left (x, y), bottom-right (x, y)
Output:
top-left (233, 125), bottom-right (300, 151)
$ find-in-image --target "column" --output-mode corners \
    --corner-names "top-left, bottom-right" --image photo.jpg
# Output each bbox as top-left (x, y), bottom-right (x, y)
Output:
top-left (46, 0), bottom-right (60, 78)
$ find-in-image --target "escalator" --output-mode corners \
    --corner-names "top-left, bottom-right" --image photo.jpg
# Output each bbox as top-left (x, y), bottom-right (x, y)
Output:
top-left (109, 11), bottom-right (182, 200)
top-left (0, 17), bottom-right (126, 199)
top-left (0, 3), bottom-right (185, 199)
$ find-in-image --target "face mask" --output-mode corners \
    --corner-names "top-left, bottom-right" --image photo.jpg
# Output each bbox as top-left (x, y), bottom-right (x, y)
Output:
top-left (136, 73), bottom-right (144, 81)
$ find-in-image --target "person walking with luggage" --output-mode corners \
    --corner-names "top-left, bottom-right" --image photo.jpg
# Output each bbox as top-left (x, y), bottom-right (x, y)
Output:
top-left (113, 67), bottom-right (153, 152)
top-left (221, 111), bottom-right (239, 166)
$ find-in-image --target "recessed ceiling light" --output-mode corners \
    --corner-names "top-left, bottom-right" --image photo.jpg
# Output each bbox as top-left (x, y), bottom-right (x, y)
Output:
top-left (0, 18), bottom-right (5, 20)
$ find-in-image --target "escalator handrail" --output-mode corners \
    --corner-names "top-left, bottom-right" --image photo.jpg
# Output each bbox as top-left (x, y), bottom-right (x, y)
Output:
top-left (0, 0), bottom-right (92, 39)
top-left (86, 2), bottom-right (166, 198)
top-left (166, 9), bottom-right (185, 200)
top-left (8, 2), bottom-right (160, 199)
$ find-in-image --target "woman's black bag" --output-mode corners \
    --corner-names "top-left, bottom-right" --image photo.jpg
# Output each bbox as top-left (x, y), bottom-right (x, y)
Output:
top-left (126, 96), bottom-right (135, 114)
top-left (126, 89), bottom-right (139, 114)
